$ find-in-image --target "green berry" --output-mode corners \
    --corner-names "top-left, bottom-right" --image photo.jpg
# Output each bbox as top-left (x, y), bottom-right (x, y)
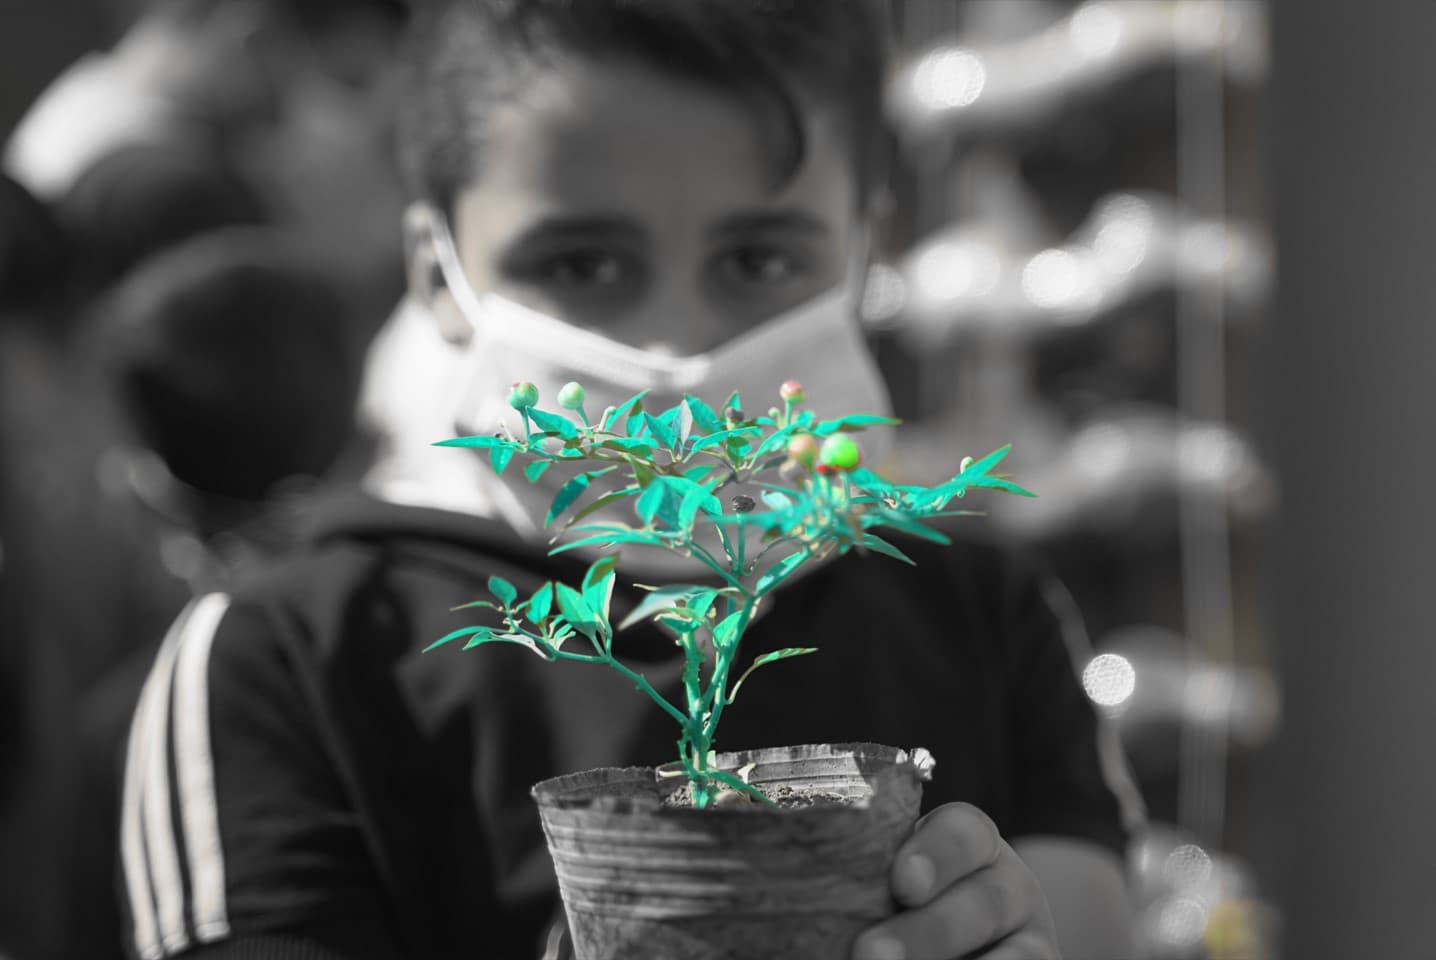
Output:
top-left (508, 382), bottom-right (539, 410)
top-left (779, 380), bottom-right (806, 404)
top-left (818, 434), bottom-right (862, 473)
top-left (787, 433), bottom-right (820, 470)
top-left (557, 381), bottom-right (586, 410)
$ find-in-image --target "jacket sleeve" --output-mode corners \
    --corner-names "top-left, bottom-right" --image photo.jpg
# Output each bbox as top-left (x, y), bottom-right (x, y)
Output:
top-left (118, 593), bottom-right (401, 960)
top-left (998, 556), bottom-right (1146, 858)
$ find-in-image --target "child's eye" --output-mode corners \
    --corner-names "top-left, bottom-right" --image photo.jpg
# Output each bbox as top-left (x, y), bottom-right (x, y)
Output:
top-left (716, 245), bottom-right (807, 287)
top-left (533, 250), bottom-right (634, 289)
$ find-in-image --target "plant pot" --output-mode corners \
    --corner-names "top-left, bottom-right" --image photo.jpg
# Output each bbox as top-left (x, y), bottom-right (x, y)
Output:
top-left (530, 742), bottom-right (935, 960)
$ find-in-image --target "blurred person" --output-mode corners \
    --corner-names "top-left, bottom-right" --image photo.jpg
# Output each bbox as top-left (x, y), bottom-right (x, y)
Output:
top-left (0, 171), bottom-right (79, 960)
top-left (117, 3), bottom-right (1142, 960)
top-left (57, 226), bottom-right (364, 960)
top-left (5, 0), bottom-right (409, 346)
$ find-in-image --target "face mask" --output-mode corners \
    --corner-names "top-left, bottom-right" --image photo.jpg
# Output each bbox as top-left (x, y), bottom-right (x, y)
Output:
top-left (423, 207), bottom-right (895, 576)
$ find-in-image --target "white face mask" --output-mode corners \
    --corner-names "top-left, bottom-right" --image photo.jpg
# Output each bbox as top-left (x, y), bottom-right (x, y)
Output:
top-left (424, 207), bottom-right (895, 574)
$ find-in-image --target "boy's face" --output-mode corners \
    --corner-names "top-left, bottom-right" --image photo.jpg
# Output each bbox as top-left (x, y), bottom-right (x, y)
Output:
top-left (446, 55), bottom-right (862, 354)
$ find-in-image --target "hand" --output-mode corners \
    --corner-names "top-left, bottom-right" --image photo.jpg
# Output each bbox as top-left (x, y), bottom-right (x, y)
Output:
top-left (851, 803), bottom-right (1060, 960)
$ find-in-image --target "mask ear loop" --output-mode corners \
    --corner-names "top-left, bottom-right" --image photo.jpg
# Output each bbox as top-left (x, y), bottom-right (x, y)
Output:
top-left (411, 203), bottom-right (486, 347)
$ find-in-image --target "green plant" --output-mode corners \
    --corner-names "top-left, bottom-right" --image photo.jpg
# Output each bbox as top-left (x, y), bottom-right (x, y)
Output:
top-left (427, 381), bottom-right (1033, 807)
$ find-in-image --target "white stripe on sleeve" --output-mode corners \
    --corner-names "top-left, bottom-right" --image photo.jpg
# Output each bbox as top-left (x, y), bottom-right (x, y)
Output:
top-left (172, 592), bottom-right (233, 942)
top-left (121, 601), bottom-right (196, 960)
top-left (143, 611), bottom-right (192, 956)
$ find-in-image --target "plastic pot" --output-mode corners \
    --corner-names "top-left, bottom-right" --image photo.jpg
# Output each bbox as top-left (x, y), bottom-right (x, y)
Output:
top-left (530, 742), bottom-right (935, 959)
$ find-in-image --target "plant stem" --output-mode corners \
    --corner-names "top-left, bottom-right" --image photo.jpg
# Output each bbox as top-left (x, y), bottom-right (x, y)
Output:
top-left (560, 653), bottom-right (690, 729)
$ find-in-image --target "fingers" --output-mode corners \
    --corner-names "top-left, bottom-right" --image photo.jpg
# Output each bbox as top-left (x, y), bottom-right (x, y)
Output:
top-left (892, 803), bottom-right (1003, 907)
top-left (854, 852), bottom-right (1033, 960)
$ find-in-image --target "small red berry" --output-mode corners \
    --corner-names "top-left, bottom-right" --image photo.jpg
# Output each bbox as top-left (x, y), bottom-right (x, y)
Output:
top-left (817, 434), bottom-right (862, 473)
top-left (779, 380), bottom-right (806, 404)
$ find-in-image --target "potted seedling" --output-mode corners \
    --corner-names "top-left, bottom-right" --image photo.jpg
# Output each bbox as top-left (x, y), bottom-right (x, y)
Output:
top-left (427, 380), bottom-right (1034, 959)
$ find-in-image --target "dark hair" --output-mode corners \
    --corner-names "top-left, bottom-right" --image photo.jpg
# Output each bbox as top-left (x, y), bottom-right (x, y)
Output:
top-left (57, 142), bottom-right (267, 297)
top-left (99, 229), bottom-right (359, 501)
top-left (395, 0), bottom-right (890, 212)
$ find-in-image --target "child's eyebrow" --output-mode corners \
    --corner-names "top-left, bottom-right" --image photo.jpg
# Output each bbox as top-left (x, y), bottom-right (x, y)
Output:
top-left (707, 209), bottom-right (829, 241)
top-left (510, 215), bottom-right (646, 247)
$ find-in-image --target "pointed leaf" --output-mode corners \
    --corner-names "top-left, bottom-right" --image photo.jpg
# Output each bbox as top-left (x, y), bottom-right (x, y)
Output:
top-left (568, 486), bottom-right (641, 526)
top-left (972, 475), bottom-right (1037, 498)
top-left (527, 407), bottom-right (579, 439)
top-left (684, 394), bottom-right (723, 434)
top-left (434, 435), bottom-right (507, 450)
top-left (642, 412), bottom-right (678, 451)
top-left (545, 467), bottom-right (619, 527)
top-left (582, 556), bottom-right (619, 621)
top-left (859, 534), bottom-right (916, 565)
top-left (524, 459), bottom-right (554, 483)
top-left (490, 444), bottom-right (515, 475)
top-left (488, 575), bottom-right (518, 608)
top-left (813, 414), bottom-right (903, 436)
top-left (711, 610), bottom-right (746, 651)
top-left (754, 550), bottom-right (808, 594)
top-left (425, 625), bottom-right (492, 652)
top-left (727, 647), bottom-right (818, 704)
top-left (602, 391), bottom-right (648, 432)
top-left (463, 632), bottom-right (554, 659)
top-left (527, 582), bottom-right (554, 622)
top-left (555, 582), bottom-right (601, 642)
top-left (618, 584), bottom-right (705, 631)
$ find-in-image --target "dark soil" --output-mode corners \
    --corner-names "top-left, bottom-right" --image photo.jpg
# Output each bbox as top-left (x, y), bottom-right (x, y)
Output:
top-left (662, 782), bottom-right (853, 809)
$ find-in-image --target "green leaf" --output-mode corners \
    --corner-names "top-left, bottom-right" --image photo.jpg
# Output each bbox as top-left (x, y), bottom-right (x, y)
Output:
top-left (448, 599), bottom-right (499, 612)
top-left (488, 575), bottom-right (518, 608)
top-left (567, 486), bottom-right (641, 526)
top-left (490, 444), bottom-right (515, 475)
top-left (972, 475), bottom-right (1037, 498)
top-left (690, 426), bottom-right (763, 453)
top-left (711, 610), bottom-right (745, 651)
top-left (602, 391), bottom-right (648, 432)
top-left (634, 481), bottom-right (667, 526)
top-left (545, 467), bottom-right (619, 527)
top-left (813, 414), bottom-right (903, 436)
top-left (582, 556), bottom-right (619, 621)
top-left (524, 459), bottom-right (554, 483)
top-left (527, 582), bottom-right (554, 622)
top-left (527, 407), bottom-right (579, 439)
top-left (848, 467), bottom-right (895, 495)
top-left (433, 435), bottom-right (507, 450)
top-left (754, 550), bottom-right (807, 594)
top-left (424, 625), bottom-right (492, 652)
top-left (859, 534), bottom-right (916, 565)
top-left (865, 507), bottom-right (952, 544)
top-left (464, 632), bottom-right (555, 659)
top-left (597, 437), bottom-right (656, 457)
top-left (549, 527), bottom-right (667, 554)
top-left (642, 412), bottom-right (678, 451)
top-left (751, 423), bottom-right (802, 460)
top-left (678, 481), bottom-right (722, 529)
top-left (618, 584), bottom-right (705, 631)
top-left (555, 582), bottom-right (601, 643)
top-left (727, 647), bottom-right (819, 704)
top-left (684, 394), bottom-right (723, 434)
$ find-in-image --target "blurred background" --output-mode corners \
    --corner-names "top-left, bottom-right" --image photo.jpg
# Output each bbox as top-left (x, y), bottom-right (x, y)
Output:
top-left (2, 1), bottom-right (1431, 958)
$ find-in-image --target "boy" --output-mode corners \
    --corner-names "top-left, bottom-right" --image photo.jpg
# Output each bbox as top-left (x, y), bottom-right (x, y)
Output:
top-left (119, 2), bottom-right (1140, 958)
